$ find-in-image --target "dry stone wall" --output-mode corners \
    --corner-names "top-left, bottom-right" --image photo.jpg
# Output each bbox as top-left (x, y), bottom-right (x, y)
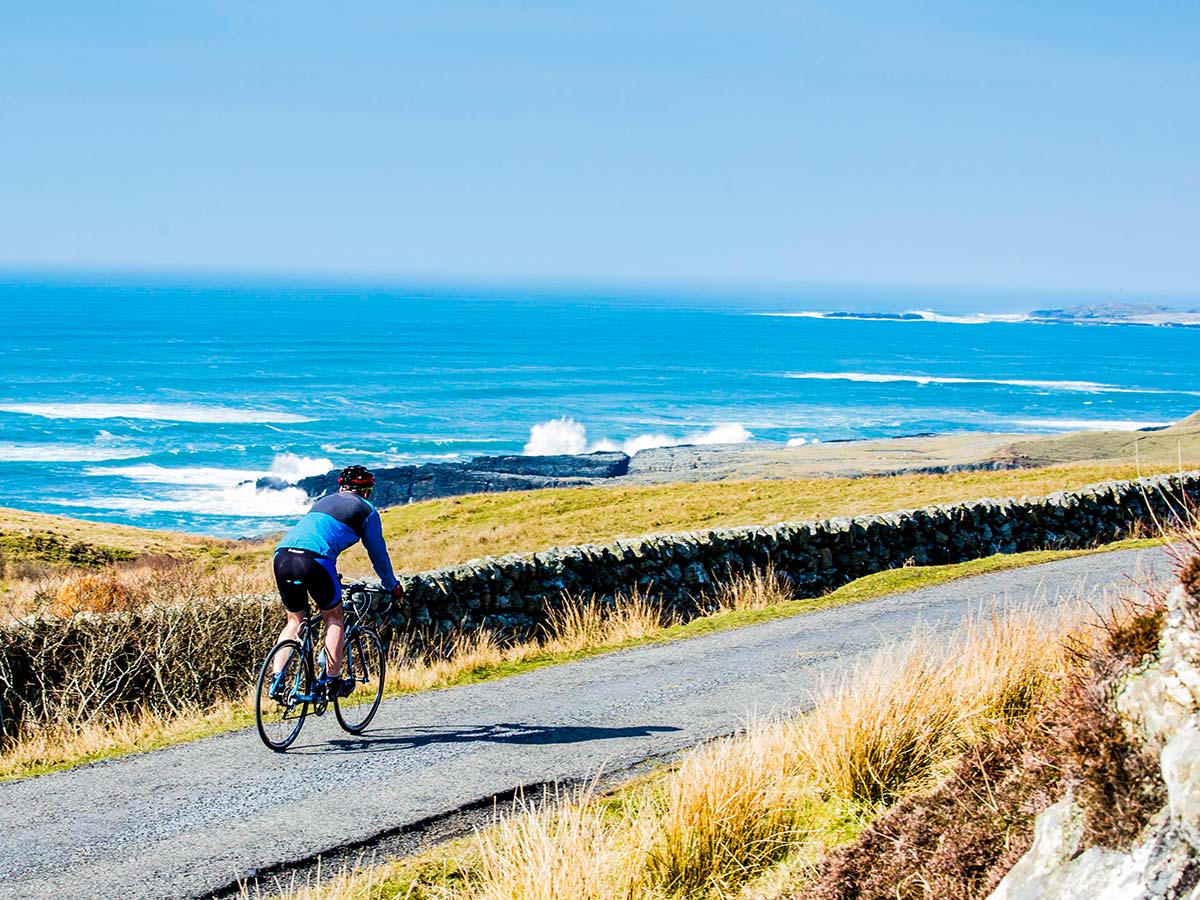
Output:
top-left (390, 472), bottom-right (1200, 636)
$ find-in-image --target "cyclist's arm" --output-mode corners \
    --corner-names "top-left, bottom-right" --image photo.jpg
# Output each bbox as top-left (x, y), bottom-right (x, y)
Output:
top-left (361, 508), bottom-right (399, 590)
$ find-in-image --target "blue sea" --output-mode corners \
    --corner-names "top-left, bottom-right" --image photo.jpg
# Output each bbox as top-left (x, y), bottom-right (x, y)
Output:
top-left (2, 274), bottom-right (1198, 538)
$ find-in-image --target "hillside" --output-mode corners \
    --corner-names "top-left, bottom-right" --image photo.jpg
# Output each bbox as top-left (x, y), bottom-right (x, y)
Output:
top-left (1002, 414), bottom-right (1200, 467)
top-left (0, 506), bottom-right (231, 565)
top-left (1, 458), bottom-right (1193, 590)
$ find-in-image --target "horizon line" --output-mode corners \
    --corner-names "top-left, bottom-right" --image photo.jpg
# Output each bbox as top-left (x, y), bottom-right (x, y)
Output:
top-left (1, 263), bottom-right (1198, 306)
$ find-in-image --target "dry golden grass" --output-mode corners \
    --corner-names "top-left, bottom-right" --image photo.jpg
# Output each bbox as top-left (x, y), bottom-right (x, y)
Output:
top-left (633, 718), bottom-right (800, 898)
top-left (466, 782), bottom-right (640, 900)
top-left (0, 506), bottom-right (225, 556)
top-left (794, 607), bottom-right (1073, 808)
top-left (262, 601), bottom-right (1090, 900)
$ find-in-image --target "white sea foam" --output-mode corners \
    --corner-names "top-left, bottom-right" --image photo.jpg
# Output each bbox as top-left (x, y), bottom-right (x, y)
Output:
top-left (1004, 418), bottom-right (1172, 432)
top-left (524, 418), bottom-right (753, 456)
top-left (0, 442), bottom-right (149, 463)
top-left (524, 417), bottom-right (589, 455)
top-left (55, 482), bottom-right (313, 518)
top-left (0, 402), bottom-right (314, 424)
top-left (267, 453), bottom-right (333, 482)
top-left (87, 453), bottom-right (331, 486)
top-left (77, 453), bottom-right (329, 519)
top-left (783, 372), bottom-right (1194, 395)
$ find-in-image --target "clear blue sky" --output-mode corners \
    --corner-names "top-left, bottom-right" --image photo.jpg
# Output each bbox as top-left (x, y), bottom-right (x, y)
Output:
top-left (3, 2), bottom-right (1197, 294)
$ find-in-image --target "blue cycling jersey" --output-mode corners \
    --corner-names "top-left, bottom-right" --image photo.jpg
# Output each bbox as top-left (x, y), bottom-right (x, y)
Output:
top-left (276, 491), bottom-right (398, 590)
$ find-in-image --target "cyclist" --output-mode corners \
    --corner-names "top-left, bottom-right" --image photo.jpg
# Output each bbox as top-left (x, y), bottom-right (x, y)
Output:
top-left (271, 464), bottom-right (404, 699)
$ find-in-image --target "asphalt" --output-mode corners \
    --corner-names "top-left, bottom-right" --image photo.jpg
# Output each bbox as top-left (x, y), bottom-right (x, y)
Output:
top-left (0, 545), bottom-right (1177, 900)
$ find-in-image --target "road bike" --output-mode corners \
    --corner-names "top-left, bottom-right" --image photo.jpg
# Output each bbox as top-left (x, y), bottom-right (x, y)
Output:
top-left (254, 581), bottom-right (390, 751)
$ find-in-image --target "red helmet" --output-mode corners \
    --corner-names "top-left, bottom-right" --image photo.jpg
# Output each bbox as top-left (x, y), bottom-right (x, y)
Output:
top-left (337, 465), bottom-right (375, 491)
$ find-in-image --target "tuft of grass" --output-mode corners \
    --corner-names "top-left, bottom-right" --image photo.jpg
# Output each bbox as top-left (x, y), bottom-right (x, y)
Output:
top-left (801, 716), bottom-right (1062, 900)
top-left (466, 781), bottom-right (639, 900)
top-left (633, 718), bottom-right (800, 898)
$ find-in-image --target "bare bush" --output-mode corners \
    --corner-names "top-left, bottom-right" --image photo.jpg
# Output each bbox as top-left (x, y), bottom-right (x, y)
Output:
top-left (0, 562), bottom-right (278, 741)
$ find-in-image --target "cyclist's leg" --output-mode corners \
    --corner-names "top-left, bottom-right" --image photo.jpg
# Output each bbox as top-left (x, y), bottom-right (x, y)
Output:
top-left (310, 556), bottom-right (345, 677)
top-left (320, 605), bottom-right (346, 676)
top-left (272, 551), bottom-right (312, 672)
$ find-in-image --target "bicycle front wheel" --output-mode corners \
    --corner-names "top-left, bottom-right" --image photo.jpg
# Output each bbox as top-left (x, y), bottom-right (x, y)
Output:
top-left (256, 639), bottom-right (309, 751)
top-left (334, 627), bottom-right (385, 734)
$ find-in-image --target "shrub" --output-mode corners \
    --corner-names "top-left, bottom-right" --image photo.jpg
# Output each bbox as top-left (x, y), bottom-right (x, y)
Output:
top-left (52, 573), bottom-right (133, 616)
top-left (1056, 600), bottom-right (1168, 849)
top-left (803, 717), bottom-right (1061, 900)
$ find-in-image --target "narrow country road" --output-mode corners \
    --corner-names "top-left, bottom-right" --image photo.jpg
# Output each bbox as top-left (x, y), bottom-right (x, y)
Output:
top-left (0, 546), bottom-right (1177, 900)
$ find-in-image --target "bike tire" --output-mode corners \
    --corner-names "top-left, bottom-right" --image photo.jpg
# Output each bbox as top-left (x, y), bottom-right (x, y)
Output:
top-left (256, 639), bottom-right (309, 751)
top-left (334, 627), bottom-right (385, 734)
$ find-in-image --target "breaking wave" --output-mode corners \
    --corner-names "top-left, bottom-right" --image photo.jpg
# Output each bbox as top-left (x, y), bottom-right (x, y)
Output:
top-left (524, 417), bottom-right (753, 456)
top-left (86, 453), bottom-right (331, 486)
top-left (75, 453), bottom-right (330, 519)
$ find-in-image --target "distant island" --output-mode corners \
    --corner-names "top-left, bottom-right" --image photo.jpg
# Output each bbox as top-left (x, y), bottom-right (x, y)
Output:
top-left (1026, 302), bottom-right (1200, 326)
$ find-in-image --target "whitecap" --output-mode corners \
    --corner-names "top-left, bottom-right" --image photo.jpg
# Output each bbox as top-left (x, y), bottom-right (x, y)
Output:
top-left (783, 372), bottom-right (1197, 395)
top-left (524, 418), bottom-right (754, 457)
top-left (0, 402), bottom-right (314, 424)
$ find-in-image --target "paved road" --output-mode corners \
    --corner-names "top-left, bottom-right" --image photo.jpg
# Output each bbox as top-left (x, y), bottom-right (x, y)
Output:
top-left (0, 547), bottom-right (1176, 900)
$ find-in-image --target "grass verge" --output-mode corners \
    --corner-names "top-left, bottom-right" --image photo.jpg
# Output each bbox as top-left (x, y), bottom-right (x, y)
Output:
top-left (0, 537), bottom-right (1158, 783)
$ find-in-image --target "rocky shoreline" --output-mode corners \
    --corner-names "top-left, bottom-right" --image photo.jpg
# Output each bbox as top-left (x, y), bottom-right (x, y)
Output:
top-left (285, 413), bottom-right (1200, 510)
top-left (293, 436), bottom-right (1027, 507)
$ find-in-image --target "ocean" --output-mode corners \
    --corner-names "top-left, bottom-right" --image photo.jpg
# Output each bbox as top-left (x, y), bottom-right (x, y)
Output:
top-left (2, 274), bottom-right (1197, 538)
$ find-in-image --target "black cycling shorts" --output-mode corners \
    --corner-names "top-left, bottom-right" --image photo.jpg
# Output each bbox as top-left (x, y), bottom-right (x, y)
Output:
top-left (273, 548), bottom-right (341, 614)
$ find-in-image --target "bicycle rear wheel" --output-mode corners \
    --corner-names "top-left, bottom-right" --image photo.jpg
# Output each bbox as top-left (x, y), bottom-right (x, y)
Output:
top-left (334, 627), bottom-right (385, 734)
top-left (256, 640), bottom-right (309, 751)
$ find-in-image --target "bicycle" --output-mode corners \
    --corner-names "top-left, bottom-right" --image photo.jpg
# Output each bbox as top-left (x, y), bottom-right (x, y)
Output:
top-left (254, 581), bottom-right (390, 751)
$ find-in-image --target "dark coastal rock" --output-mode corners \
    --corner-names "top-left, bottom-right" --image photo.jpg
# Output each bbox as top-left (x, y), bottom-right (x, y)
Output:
top-left (463, 451), bottom-right (629, 479)
top-left (254, 476), bottom-right (293, 491)
top-left (297, 451), bottom-right (629, 506)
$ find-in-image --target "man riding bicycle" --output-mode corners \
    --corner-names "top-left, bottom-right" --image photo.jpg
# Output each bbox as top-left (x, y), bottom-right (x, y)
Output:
top-left (272, 464), bottom-right (403, 698)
